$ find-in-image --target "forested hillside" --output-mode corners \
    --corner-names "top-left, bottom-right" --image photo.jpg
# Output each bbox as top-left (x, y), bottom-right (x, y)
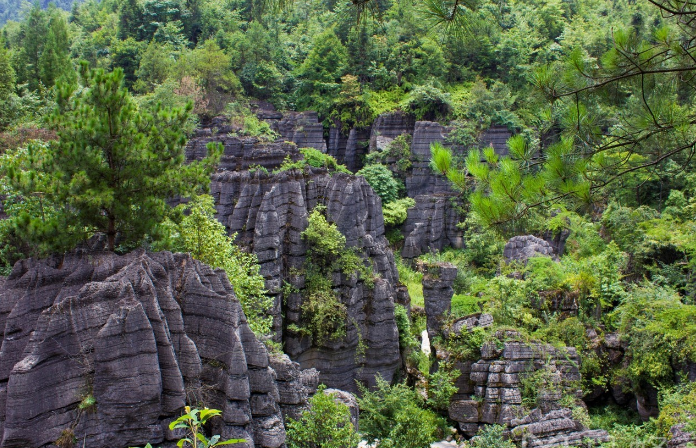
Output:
top-left (1, 0), bottom-right (696, 447)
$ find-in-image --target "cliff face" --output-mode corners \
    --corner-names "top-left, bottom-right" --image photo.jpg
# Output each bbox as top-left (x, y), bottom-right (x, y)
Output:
top-left (210, 168), bottom-right (402, 393)
top-left (0, 250), bottom-right (317, 448)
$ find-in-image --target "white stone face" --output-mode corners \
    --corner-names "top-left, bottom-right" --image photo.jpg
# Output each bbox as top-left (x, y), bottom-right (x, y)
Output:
top-left (421, 329), bottom-right (431, 356)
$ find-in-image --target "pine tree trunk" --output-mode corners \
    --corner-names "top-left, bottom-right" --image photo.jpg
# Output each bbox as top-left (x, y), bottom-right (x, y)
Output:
top-left (107, 217), bottom-right (115, 252)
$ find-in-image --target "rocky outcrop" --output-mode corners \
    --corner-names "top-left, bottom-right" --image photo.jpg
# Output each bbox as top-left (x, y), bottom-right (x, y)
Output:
top-left (422, 263), bottom-right (457, 343)
top-left (210, 168), bottom-right (401, 393)
top-left (324, 388), bottom-right (359, 430)
top-left (401, 195), bottom-right (464, 259)
top-left (270, 112), bottom-right (327, 152)
top-left (447, 330), bottom-right (609, 445)
top-left (0, 250), bottom-right (317, 448)
top-left (327, 126), bottom-right (371, 173)
top-left (668, 424), bottom-right (696, 448)
top-left (509, 408), bottom-right (609, 447)
top-left (503, 235), bottom-right (558, 264)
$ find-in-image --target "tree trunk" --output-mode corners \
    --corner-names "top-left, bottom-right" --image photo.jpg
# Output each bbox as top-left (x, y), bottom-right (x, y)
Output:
top-left (107, 216), bottom-right (115, 252)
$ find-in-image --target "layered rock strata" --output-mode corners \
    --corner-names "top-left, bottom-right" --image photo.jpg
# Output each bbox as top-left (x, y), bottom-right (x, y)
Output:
top-left (210, 168), bottom-right (402, 393)
top-left (422, 262), bottom-right (457, 343)
top-left (503, 235), bottom-right (558, 264)
top-left (447, 329), bottom-right (608, 445)
top-left (0, 250), bottom-right (317, 448)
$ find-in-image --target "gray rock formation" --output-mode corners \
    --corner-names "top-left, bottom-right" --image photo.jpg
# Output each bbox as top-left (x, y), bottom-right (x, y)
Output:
top-left (422, 262), bottom-right (457, 343)
top-left (503, 235), bottom-right (558, 264)
top-left (270, 112), bottom-right (327, 152)
top-left (401, 195), bottom-right (464, 259)
top-left (323, 388), bottom-right (359, 430)
top-left (186, 132), bottom-right (302, 172)
top-left (210, 168), bottom-right (401, 393)
top-left (368, 112), bottom-right (416, 153)
top-left (0, 250), bottom-right (317, 448)
top-left (447, 330), bottom-right (609, 446)
top-left (668, 424), bottom-right (696, 448)
top-left (327, 126), bottom-right (371, 173)
top-left (510, 408), bottom-right (609, 447)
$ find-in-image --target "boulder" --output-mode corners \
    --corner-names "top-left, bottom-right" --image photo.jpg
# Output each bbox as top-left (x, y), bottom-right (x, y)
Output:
top-left (503, 235), bottom-right (558, 264)
top-left (0, 250), bottom-right (317, 448)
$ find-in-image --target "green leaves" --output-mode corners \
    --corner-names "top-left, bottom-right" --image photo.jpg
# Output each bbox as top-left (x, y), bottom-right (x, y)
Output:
top-left (168, 407), bottom-right (244, 448)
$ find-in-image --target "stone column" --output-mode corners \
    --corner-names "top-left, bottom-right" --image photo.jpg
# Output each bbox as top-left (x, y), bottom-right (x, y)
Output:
top-left (422, 262), bottom-right (457, 342)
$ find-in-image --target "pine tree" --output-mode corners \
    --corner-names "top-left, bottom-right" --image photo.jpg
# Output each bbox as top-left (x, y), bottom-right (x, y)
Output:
top-left (39, 11), bottom-right (75, 88)
top-left (5, 64), bottom-right (222, 252)
top-left (16, 5), bottom-right (48, 91)
top-left (0, 39), bottom-right (16, 130)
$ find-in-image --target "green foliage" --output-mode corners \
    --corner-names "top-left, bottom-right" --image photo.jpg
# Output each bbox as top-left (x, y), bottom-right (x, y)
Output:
top-left (153, 195), bottom-right (272, 337)
top-left (611, 284), bottom-right (696, 389)
top-left (285, 385), bottom-right (360, 448)
top-left (382, 197), bottom-right (415, 228)
top-left (655, 382), bottom-right (696, 438)
top-left (297, 207), bottom-right (374, 344)
top-left (395, 255), bottom-right (423, 307)
top-left (366, 134), bottom-right (413, 173)
top-left (168, 406), bottom-right (244, 447)
top-left (276, 148), bottom-right (350, 174)
top-left (400, 84), bottom-right (451, 121)
top-left (2, 66), bottom-right (221, 252)
top-left (358, 376), bottom-right (446, 448)
top-left (425, 367), bottom-right (460, 411)
top-left (356, 164), bottom-right (402, 204)
top-left (468, 425), bottom-right (515, 448)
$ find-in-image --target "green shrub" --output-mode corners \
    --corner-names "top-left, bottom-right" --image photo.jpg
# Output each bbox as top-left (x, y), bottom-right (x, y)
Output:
top-left (426, 367), bottom-right (460, 411)
top-left (276, 148), bottom-right (350, 174)
top-left (358, 377), bottom-right (446, 448)
top-left (469, 425), bottom-right (515, 448)
top-left (611, 284), bottom-right (696, 390)
top-left (365, 134), bottom-right (413, 172)
top-left (356, 164), bottom-right (403, 204)
top-left (286, 385), bottom-right (361, 448)
top-left (297, 207), bottom-right (374, 344)
top-left (383, 197), bottom-right (416, 228)
top-left (400, 84), bottom-right (452, 121)
top-left (153, 195), bottom-right (273, 337)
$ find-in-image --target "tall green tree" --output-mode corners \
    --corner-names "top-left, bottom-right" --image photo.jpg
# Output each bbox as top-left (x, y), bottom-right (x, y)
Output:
top-left (4, 64), bottom-right (221, 252)
top-left (0, 39), bottom-right (15, 130)
top-left (39, 10), bottom-right (75, 88)
top-left (15, 5), bottom-right (48, 91)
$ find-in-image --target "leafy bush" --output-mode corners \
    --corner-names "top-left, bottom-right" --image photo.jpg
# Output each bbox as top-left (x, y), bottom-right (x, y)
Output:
top-left (365, 134), bottom-right (413, 172)
top-left (286, 385), bottom-right (361, 448)
top-left (358, 377), bottom-right (446, 448)
top-left (401, 84), bottom-right (452, 121)
top-left (426, 367), bottom-right (460, 411)
top-left (153, 195), bottom-right (273, 337)
top-left (382, 197), bottom-right (416, 228)
top-left (297, 207), bottom-right (374, 344)
top-left (276, 148), bottom-right (350, 174)
top-left (655, 382), bottom-right (696, 438)
top-left (356, 164), bottom-right (403, 204)
top-left (168, 407), bottom-right (244, 448)
top-left (468, 425), bottom-right (515, 448)
top-left (611, 284), bottom-right (696, 389)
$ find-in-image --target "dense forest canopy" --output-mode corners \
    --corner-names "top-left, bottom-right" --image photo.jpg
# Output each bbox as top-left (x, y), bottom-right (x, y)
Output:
top-left (2, 0), bottom-right (696, 447)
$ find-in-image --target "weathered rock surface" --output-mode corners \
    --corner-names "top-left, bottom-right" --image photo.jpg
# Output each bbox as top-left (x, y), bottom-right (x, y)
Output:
top-left (210, 168), bottom-right (401, 393)
top-left (324, 388), bottom-right (359, 430)
top-left (422, 263), bottom-right (457, 343)
top-left (509, 408), bottom-right (610, 447)
top-left (327, 126), bottom-right (371, 173)
top-left (0, 250), bottom-right (316, 448)
top-left (503, 235), bottom-right (558, 264)
top-left (402, 195), bottom-right (464, 259)
top-left (447, 331), bottom-right (608, 445)
top-left (668, 424), bottom-right (696, 448)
